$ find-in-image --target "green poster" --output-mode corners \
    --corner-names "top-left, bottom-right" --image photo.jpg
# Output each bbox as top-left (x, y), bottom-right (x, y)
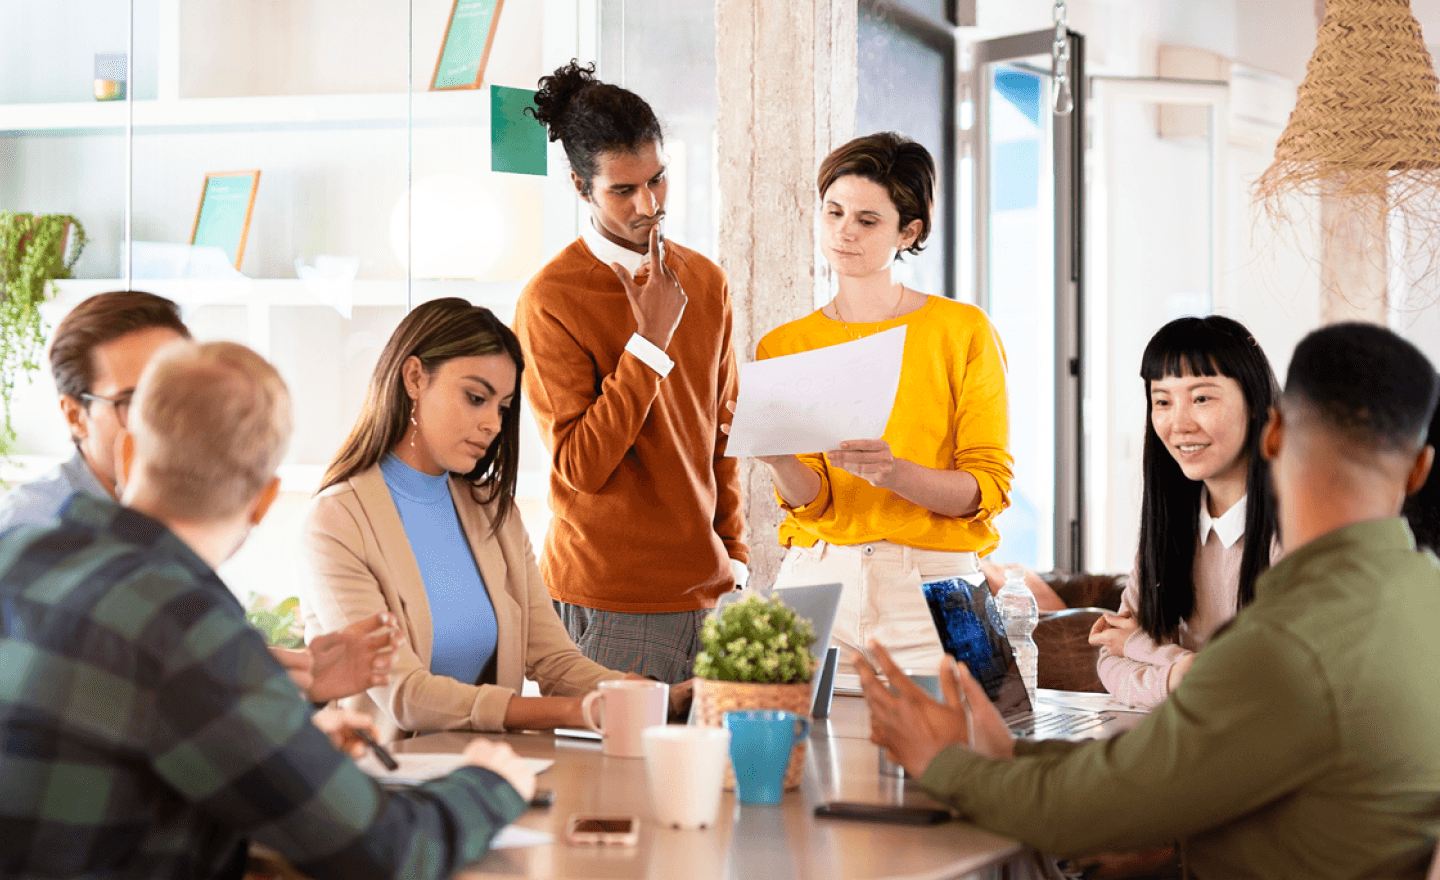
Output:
top-left (491, 86), bottom-right (547, 176)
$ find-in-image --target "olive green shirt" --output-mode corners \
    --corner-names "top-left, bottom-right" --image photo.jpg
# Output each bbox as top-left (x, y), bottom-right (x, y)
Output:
top-left (920, 518), bottom-right (1440, 879)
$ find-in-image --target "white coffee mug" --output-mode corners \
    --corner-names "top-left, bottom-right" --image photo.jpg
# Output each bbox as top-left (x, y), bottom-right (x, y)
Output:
top-left (643, 726), bottom-right (731, 829)
top-left (581, 679), bottom-right (669, 758)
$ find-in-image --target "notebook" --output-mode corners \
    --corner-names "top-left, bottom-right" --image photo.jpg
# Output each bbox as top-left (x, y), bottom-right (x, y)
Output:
top-left (921, 575), bottom-right (1135, 740)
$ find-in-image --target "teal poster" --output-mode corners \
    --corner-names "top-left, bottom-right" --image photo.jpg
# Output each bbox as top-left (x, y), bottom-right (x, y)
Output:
top-left (491, 86), bottom-right (546, 176)
top-left (432, 0), bottom-right (501, 90)
top-left (192, 172), bottom-right (258, 267)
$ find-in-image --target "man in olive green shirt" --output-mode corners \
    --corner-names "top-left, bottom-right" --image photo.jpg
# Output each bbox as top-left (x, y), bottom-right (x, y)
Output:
top-left (860, 322), bottom-right (1440, 879)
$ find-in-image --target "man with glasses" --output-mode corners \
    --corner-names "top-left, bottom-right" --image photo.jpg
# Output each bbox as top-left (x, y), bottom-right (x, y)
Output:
top-left (0, 290), bottom-right (188, 531)
top-left (0, 290), bottom-right (398, 704)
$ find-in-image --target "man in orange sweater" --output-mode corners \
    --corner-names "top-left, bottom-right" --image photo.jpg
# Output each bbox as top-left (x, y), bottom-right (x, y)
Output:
top-left (513, 61), bottom-right (747, 683)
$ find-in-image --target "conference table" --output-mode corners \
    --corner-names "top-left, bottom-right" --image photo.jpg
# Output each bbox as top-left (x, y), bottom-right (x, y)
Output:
top-left (394, 694), bottom-right (1031, 880)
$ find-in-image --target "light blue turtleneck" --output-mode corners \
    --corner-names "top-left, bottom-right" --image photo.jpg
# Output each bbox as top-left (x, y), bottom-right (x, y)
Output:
top-left (380, 453), bottom-right (498, 684)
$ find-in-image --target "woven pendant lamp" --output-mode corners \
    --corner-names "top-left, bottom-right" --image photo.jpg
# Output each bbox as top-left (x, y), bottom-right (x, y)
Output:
top-left (1255, 0), bottom-right (1440, 302)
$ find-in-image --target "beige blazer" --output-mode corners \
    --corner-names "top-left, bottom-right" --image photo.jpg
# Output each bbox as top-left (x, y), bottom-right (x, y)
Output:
top-left (299, 464), bottom-right (619, 739)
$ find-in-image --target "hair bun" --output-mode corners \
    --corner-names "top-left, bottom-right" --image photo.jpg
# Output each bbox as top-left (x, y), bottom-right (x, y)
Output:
top-left (529, 60), bottom-right (598, 142)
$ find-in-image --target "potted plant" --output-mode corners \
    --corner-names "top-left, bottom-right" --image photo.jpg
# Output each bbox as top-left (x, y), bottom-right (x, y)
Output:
top-left (245, 593), bottom-right (305, 649)
top-left (693, 593), bottom-right (817, 790)
top-left (0, 212), bottom-right (86, 447)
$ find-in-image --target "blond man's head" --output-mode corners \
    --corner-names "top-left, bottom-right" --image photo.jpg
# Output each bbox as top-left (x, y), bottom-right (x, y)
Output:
top-left (129, 340), bottom-right (292, 521)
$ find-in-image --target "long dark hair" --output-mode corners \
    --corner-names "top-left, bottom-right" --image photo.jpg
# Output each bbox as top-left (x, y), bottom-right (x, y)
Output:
top-left (1136, 316), bottom-right (1280, 642)
top-left (319, 299), bottom-right (525, 531)
top-left (528, 60), bottom-right (662, 195)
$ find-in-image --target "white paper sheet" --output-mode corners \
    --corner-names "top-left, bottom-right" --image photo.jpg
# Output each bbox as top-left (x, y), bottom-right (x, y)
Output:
top-left (491, 826), bottom-right (555, 849)
top-left (726, 327), bottom-right (908, 458)
top-left (1035, 689), bottom-right (1147, 715)
top-left (358, 752), bottom-right (553, 785)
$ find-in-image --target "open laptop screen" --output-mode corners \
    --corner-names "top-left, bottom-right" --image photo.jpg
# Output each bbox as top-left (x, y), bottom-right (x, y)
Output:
top-left (922, 576), bottom-right (1032, 719)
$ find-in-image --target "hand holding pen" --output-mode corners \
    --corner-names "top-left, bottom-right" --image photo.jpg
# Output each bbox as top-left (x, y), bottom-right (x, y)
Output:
top-left (310, 706), bottom-right (391, 764)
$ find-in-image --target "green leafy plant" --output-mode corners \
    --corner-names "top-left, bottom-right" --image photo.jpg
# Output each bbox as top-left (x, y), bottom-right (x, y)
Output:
top-left (694, 594), bottom-right (817, 684)
top-left (245, 593), bottom-right (304, 649)
top-left (0, 212), bottom-right (86, 447)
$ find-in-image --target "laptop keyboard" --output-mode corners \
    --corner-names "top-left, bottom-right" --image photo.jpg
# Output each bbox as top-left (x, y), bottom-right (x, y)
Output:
top-left (1008, 710), bottom-right (1115, 739)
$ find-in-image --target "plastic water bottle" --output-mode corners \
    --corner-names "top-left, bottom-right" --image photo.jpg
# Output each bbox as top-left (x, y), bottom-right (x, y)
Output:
top-left (996, 567), bottom-right (1039, 705)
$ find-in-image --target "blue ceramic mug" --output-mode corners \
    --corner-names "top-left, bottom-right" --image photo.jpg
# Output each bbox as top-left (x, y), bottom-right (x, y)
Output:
top-left (724, 709), bottom-right (810, 804)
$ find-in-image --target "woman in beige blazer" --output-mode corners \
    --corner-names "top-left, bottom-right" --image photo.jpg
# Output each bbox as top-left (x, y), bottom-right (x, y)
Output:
top-left (300, 298), bottom-right (621, 739)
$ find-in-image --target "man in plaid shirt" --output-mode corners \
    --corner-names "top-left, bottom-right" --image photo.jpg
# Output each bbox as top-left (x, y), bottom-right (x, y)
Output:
top-left (0, 339), bottom-right (536, 879)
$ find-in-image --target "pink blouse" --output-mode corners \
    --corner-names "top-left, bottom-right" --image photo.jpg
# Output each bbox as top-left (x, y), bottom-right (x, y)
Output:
top-left (1098, 493), bottom-right (1282, 709)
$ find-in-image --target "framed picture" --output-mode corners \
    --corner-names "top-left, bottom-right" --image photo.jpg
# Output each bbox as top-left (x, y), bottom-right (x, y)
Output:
top-left (191, 170), bottom-right (260, 269)
top-left (430, 0), bottom-right (504, 91)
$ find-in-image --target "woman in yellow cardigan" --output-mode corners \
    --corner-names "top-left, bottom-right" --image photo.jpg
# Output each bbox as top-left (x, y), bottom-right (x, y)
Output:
top-left (299, 299), bottom-right (623, 740)
top-left (755, 132), bottom-right (1014, 674)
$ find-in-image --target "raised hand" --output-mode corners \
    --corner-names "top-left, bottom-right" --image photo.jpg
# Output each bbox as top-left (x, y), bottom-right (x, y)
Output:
top-left (306, 611), bottom-right (404, 703)
top-left (855, 643), bottom-right (964, 777)
top-left (271, 646), bottom-right (314, 695)
top-left (611, 225), bottom-right (687, 349)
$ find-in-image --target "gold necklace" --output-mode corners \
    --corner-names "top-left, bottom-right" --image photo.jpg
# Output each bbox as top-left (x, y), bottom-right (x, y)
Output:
top-left (833, 284), bottom-right (906, 341)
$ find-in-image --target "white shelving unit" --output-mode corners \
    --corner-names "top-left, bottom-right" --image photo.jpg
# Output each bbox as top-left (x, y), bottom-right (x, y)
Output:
top-left (0, 90), bottom-right (492, 134)
top-left (2, 0), bottom-right (578, 602)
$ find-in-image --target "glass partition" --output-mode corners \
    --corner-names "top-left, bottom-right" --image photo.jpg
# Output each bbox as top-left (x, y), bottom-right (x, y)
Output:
top-left (970, 29), bottom-right (1085, 573)
top-left (0, 0), bottom-right (589, 599)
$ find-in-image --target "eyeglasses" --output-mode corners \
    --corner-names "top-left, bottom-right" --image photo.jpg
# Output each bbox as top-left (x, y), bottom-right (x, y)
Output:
top-left (80, 392), bottom-right (133, 427)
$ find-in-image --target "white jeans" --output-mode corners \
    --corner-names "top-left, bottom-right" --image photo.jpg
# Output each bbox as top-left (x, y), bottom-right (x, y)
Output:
top-left (771, 541), bottom-right (980, 674)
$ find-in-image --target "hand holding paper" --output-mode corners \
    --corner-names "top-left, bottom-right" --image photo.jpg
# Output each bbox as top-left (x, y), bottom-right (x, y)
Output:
top-left (726, 327), bottom-right (907, 458)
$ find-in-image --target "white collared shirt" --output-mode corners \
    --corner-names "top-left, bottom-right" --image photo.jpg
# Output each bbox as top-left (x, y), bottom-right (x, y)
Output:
top-left (1199, 489), bottom-right (1247, 550)
top-left (580, 219), bottom-right (674, 378)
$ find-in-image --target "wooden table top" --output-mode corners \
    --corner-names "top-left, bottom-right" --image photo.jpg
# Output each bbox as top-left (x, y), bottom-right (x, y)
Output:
top-left (395, 695), bottom-right (1022, 880)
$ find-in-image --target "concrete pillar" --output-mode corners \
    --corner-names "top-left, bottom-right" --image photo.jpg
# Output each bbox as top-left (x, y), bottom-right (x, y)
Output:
top-left (716, 0), bottom-right (856, 588)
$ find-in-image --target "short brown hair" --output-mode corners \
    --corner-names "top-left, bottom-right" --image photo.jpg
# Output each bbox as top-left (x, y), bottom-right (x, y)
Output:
top-left (816, 132), bottom-right (936, 256)
top-left (49, 291), bottom-right (190, 400)
top-left (130, 340), bottom-right (292, 521)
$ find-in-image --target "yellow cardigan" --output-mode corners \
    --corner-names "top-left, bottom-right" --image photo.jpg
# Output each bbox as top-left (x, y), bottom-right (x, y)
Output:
top-left (755, 295), bottom-right (1013, 556)
top-left (299, 464), bottom-right (620, 740)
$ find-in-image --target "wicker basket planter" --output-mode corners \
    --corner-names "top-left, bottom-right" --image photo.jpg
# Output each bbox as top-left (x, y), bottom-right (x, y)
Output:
top-left (692, 678), bottom-right (811, 791)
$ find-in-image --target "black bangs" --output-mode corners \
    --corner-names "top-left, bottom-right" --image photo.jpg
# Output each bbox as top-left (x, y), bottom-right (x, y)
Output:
top-left (1141, 346), bottom-right (1220, 383)
top-left (1139, 315), bottom-right (1258, 385)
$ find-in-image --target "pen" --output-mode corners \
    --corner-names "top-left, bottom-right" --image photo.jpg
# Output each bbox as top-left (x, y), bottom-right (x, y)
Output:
top-left (355, 727), bottom-right (398, 771)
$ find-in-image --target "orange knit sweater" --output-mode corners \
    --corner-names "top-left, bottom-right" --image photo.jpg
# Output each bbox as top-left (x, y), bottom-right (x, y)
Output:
top-left (514, 238), bottom-right (748, 613)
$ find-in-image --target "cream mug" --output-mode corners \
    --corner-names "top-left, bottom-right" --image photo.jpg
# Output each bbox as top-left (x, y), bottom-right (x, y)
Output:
top-left (581, 679), bottom-right (669, 758)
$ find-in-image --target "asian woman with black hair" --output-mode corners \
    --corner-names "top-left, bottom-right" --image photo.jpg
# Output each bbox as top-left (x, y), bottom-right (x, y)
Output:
top-left (1089, 315), bottom-right (1283, 708)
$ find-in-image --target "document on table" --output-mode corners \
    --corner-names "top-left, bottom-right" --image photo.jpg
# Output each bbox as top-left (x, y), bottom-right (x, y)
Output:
top-left (726, 326), bottom-right (907, 458)
top-left (1036, 689), bottom-right (1148, 715)
top-left (492, 826), bottom-right (554, 849)
top-left (358, 752), bottom-right (554, 784)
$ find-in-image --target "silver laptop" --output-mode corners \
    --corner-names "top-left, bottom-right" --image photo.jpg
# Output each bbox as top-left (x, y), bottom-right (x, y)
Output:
top-left (715, 582), bottom-right (843, 718)
top-left (921, 575), bottom-right (1135, 740)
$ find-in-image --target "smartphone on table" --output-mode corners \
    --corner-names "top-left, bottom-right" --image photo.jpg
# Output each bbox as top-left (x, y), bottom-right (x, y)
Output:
top-left (565, 814), bottom-right (640, 846)
top-left (814, 802), bottom-right (951, 825)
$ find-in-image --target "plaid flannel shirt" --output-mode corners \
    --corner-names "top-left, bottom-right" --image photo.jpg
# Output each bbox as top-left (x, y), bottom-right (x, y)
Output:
top-left (0, 494), bottom-right (525, 880)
